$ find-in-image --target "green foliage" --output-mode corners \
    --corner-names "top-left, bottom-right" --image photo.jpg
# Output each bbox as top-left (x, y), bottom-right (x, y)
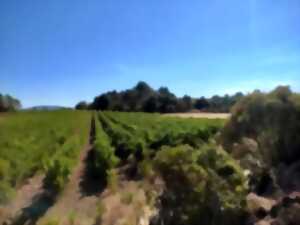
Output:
top-left (99, 112), bottom-right (146, 161)
top-left (88, 81), bottom-right (242, 113)
top-left (107, 169), bottom-right (118, 192)
top-left (94, 115), bottom-right (119, 173)
top-left (95, 201), bottom-right (106, 224)
top-left (0, 111), bottom-right (90, 201)
top-left (91, 111), bottom-right (244, 224)
top-left (139, 159), bottom-right (155, 179)
top-left (0, 181), bottom-right (14, 204)
top-left (44, 135), bottom-right (84, 191)
top-left (0, 93), bottom-right (21, 112)
top-left (40, 218), bottom-right (60, 225)
top-left (154, 144), bottom-right (247, 225)
top-left (0, 109), bottom-right (236, 225)
top-left (104, 111), bottom-right (224, 153)
top-left (206, 92), bottom-right (244, 113)
top-left (68, 211), bottom-right (76, 225)
top-left (75, 101), bottom-right (88, 110)
top-left (121, 192), bottom-right (134, 205)
top-left (221, 86), bottom-right (300, 166)
top-left (0, 159), bottom-right (10, 181)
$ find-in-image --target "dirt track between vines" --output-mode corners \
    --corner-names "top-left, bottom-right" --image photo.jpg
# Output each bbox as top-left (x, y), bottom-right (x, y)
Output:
top-left (37, 143), bottom-right (101, 225)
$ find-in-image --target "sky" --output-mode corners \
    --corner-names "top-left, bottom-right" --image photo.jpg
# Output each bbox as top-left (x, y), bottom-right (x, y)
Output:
top-left (0, 0), bottom-right (299, 108)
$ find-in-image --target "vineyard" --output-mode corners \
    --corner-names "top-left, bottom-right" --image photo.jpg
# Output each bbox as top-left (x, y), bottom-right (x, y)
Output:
top-left (0, 110), bottom-right (250, 225)
top-left (0, 111), bottom-right (91, 204)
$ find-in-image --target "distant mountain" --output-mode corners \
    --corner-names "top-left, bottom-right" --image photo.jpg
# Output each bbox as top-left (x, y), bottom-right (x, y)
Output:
top-left (24, 105), bottom-right (71, 111)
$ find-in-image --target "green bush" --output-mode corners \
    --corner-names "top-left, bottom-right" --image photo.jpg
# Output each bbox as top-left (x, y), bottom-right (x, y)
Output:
top-left (0, 159), bottom-right (10, 181)
top-left (221, 86), bottom-right (300, 167)
top-left (154, 144), bottom-right (247, 225)
top-left (44, 135), bottom-right (84, 191)
top-left (0, 181), bottom-right (14, 204)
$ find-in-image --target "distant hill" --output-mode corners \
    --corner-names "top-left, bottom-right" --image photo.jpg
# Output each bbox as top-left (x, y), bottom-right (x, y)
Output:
top-left (24, 105), bottom-right (71, 111)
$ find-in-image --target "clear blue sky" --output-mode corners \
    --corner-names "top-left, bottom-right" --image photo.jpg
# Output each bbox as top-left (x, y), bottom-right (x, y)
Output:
top-left (0, 0), bottom-right (299, 107)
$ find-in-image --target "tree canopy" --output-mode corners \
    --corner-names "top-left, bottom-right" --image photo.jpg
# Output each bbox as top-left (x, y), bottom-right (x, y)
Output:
top-left (0, 94), bottom-right (21, 112)
top-left (82, 81), bottom-right (243, 113)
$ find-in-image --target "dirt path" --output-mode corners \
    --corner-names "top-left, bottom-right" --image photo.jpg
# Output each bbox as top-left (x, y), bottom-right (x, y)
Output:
top-left (99, 172), bottom-right (160, 225)
top-left (38, 156), bottom-right (160, 225)
top-left (0, 175), bottom-right (44, 225)
top-left (0, 174), bottom-right (54, 225)
top-left (37, 143), bottom-right (102, 225)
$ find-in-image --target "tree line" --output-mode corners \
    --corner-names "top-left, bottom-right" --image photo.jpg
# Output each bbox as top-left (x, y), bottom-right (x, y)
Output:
top-left (76, 81), bottom-right (244, 113)
top-left (0, 94), bottom-right (21, 112)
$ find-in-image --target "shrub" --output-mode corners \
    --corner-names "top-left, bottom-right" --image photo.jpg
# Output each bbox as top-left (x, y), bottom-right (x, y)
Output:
top-left (154, 144), bottom-right (247, 225)
top-left (0, 181), bottom-right (14, 204)
top-left (221, 86), bottom-right (300, 167)
top-left (44, 136), bottom-right (81, 192)
top-left (121, 192), bottom-right (134, 205)
top-left (0, 159), bottom-right (10, 181)
top-left (107, 169), bottom-right (118, 192)
top-left (40, 218), bottom-right (60, 225)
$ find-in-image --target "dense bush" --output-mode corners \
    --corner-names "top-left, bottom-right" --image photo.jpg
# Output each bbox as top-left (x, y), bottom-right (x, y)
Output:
top-left (75, 101), bottom-right (88, 110)
top-left (0, 94), bottom-right (21, 112)
top-left (221, 86), bottom-right (300, 167)
top-left (153, 144), bottom-right (247, 225)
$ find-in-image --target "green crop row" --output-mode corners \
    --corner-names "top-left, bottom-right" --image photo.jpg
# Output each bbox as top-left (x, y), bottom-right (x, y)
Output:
top-left (103, 111), bottom-right (224, 151)
top-left (0, 111), bottom-right (91, 203)
top-left (98, 112), bottom-right (146, 161)
top-left (93, 113), bottom-right (119, 179)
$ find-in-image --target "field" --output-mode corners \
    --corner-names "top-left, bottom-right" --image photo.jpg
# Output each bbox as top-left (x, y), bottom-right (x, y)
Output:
top-left (0, 110), bottom-right (244, 225)
top-left (163, 112), bottom-right (230, 119)
top-left (0, 111), bottom-right (91, 203)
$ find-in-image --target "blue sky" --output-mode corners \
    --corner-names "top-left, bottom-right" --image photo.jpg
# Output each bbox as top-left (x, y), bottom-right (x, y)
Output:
top-left (0, 0), bottom-right (299, 107)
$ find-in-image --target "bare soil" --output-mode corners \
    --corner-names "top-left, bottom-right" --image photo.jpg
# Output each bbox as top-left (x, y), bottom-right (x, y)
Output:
top-left (0, 174), bottom-right (57, 225)
top-left (99, 173), bottom-right (161, 225)
top-left (37, 144), bottom-right (101, 225)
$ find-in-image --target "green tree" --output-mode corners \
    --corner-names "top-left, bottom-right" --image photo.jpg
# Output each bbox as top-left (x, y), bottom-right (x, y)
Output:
top-left (0, 94), bottom-right (21, 112)
top-left (194, 97), bottom-right (209, 110)
top-left (75, 101), bottom-right (88, 110)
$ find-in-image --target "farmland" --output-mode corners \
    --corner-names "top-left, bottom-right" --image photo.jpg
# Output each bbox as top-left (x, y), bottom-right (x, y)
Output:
top-left (163, 112), bottom-right (230, 119)
top-left (0, 111), bottom-right (91, 204)
top-left (0, 110), bottom-right (243, 225)
top-left (1, 86), bottom-right (300, 225)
